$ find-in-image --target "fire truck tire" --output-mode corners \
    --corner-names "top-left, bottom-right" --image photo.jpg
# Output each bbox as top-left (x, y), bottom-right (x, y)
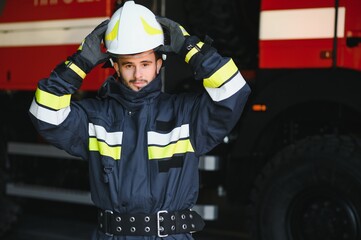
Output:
top-left (249, 135), bottom-right (361, 240)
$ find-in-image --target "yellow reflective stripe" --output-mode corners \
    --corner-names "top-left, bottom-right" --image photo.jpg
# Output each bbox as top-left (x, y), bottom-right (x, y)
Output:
top-left (65, 61), bottom-right (86, 79)
top-left (35, 88), bottom-right (71, 110)
top-left (205, 72), bottom-right (246, 102)
top-left (141, 17), bottom-right (163, 35)
top-left (148, 139), bottom-right (194, 160)
top-left (88, 123), bottom-right (123, 146)
top-left (185, 42), bottom-right (204, 63)
top-left (180, 25), bottom-right (190, 36)
top-left (105, 20), bottom-right (120, 41)
top-left (77, 40), bottom-right (85, 51)
top-left (89, 137), bottom-right (121, 160)
top-left (203, 59), bottom-right (238, 88)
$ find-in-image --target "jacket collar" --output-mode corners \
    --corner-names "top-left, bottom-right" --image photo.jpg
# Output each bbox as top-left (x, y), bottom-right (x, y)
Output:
top-left (104, 74), bottom-right (162, 110)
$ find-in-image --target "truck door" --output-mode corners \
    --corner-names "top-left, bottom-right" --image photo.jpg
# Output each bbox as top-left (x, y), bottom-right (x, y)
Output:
top-left (340, 0), bottom-right (361, 71)
top-left (259, 0), bottom-right (347, 69)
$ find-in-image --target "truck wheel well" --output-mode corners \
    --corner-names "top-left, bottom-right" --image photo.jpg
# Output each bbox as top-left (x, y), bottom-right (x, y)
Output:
top-left (248, 135), bottom-right (361, 240)
top-left (226, 98), bottom-right (361, 203)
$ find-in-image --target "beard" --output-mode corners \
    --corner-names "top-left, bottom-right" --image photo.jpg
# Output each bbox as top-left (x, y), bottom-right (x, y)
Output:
top-left (125, 79), bottom-right (149, 91)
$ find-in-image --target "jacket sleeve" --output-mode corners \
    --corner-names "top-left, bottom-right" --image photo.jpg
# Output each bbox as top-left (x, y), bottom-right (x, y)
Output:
top-left (189, 50), bottom-right (251, 156)
top-left (28, 70), bottom-right (90, 160)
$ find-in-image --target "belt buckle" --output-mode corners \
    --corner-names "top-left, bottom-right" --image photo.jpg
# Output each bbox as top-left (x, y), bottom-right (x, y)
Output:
top-left (157, 210), bottom-right (168, 237)
top-left (104, 210), bottom-right (114, 237)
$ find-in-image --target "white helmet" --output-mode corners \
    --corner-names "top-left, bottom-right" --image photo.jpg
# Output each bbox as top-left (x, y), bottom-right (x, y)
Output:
top-left (105, 1), bottom-right (164, 55)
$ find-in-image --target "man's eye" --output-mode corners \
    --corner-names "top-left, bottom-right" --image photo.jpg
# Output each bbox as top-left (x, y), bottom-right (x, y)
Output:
top-left (125, 65), bottom-right (133, 69)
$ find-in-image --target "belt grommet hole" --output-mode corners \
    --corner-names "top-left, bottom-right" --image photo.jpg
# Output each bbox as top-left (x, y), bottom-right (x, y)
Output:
top-left (171, 225), bottom-right (175, 230)
top-left (144, 216), bottom-right (150, 222)
top-left (145, 226), bottom-right (150, 232)
top-left (116, 227), bottom-right (122, 232)
top-left (131, 227), bottom-right (136, 232)
top-left (171, 215), bottom-right (175, 220)
top-left (182, 224), bottom-right (187, 229)
top-left (181, 214), bottom-right (186, 219)
top-left (130, 217), bottom-right (135, 222)
top-left (116, 216), bottom-right (121, 222)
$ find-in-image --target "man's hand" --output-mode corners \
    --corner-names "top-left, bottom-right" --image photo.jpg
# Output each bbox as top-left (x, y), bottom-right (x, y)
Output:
top-left (156, 16), bottom-right (194, 55)
top-left (156, 16), bottom-right (207, 65)
top-left (54, 20), bottom-right (110, 88)
top-left (75, 19), bottom-right (110, 72)
top-left (157, 16), bottom-right (217, 80)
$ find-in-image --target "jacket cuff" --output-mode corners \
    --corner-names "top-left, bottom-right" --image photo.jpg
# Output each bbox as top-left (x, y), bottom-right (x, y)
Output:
top-left (54, 61), bottom-right (83, 89)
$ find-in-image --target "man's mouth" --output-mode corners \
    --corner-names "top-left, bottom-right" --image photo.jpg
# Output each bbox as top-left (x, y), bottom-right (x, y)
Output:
top-left (129, 80), bottom-right (148, 90)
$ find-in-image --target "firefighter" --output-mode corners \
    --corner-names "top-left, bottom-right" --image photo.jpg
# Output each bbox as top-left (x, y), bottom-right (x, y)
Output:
top-left (29, 1), bottom-right (251, 239)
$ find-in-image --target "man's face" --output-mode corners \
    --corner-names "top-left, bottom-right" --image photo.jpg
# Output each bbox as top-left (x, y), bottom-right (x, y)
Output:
top-left (113, 50), bottom-right (162, 92)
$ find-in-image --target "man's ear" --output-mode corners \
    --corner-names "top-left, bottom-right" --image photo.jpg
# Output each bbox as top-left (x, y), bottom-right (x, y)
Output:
top-left (113, 62), bottom-right (120, 77)
top-left (156, 58), bottom-right (163, 74)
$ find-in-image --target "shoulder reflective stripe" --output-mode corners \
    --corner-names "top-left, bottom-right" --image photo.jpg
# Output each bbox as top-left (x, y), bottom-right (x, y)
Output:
top-left (88, 123), bottom-right (123, 146)
top-left (203, 59), bottom-right (238, 88)
top-left (185, 42), bottom-right (204, 63)
top-left (148, 124), bottom-right (190, 146)
top-left (148, 139), bottom-right (194, 160)
top-left (260, 7), bottom-right (345, 40)
top-left (89, 138), bottom-right (121, 160)
top-left (205, 72), bottom-right (246, 102)
top-left (29, 99), bottom-right (70, 125)
top-left (65, 61), bottom-right (86, 79)
top-left (35, 88), bottom-right (71, 110)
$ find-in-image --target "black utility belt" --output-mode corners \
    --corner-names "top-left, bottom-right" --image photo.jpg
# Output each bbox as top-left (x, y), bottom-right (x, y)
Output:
top-left (98, 208), bottom-right (205, 237)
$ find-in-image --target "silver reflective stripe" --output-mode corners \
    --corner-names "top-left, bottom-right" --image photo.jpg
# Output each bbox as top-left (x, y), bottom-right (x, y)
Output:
top-left (29, 99), bottom-right (71, 125)
top-left (205, 72), bottom-right (246, 102)
top-left (88, 123), bottom-right (123, 146)
top-left (148, 124), bottom-right (190, 146)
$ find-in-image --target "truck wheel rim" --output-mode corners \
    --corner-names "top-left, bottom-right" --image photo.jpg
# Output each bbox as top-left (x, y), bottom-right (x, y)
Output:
top-left (287, 188), bottom-right (359, 240)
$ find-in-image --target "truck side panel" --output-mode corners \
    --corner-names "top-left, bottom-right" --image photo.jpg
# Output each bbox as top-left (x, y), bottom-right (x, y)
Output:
top-left (0, 0), bottom-right (114, 91)
top-left (259, 0), bottom-right (361, 72)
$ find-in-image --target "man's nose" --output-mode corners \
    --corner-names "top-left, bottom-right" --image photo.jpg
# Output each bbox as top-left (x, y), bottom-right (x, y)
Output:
top-left (134, 67), bottom-right (143, 79)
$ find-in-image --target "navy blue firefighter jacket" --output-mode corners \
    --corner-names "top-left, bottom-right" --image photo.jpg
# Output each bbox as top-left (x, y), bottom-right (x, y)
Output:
top-left (29, 49), bottom-right (251, 239)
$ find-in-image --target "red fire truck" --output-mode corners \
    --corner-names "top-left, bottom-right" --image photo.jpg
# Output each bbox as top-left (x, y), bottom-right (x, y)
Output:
top-left (1, 0), bottom-right (361, 239)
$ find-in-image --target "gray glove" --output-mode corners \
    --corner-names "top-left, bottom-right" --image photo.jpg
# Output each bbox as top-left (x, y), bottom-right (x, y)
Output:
top-left (156, 16), bottom-right (192, 54)
top-left (157, 16), bottom-right (217, 81)
top-left (156, 16), bottom-right (204, 65)
top-left (55, 20), bottom-right (110, 87)
top-left (74, 19), bottom-right (110, 72)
